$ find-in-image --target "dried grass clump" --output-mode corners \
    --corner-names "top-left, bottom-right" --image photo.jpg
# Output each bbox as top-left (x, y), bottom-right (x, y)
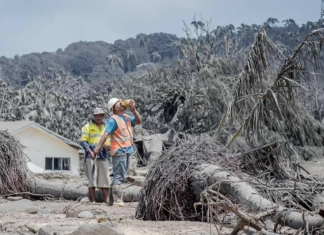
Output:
top-left (136, 134), bottom-right (240, 221)
top-left (0, 130), bottom-right (29, 195)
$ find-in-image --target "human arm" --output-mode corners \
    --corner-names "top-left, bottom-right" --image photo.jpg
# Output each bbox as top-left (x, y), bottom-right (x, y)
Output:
top-left (93, 132), bottom-right (109, 156)
top-left (80, 141), bottom-right (95, 159)
top-left (129, 100), bottom-right (142, 125)
top-left (80, 125), bottom-right (95, 159)
top-left (93, 119), bottom-right (117, 155)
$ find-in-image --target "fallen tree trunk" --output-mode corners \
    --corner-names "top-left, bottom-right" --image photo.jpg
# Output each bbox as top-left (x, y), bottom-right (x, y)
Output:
top-left (28, 176), bottom-right (140, 202)
top-left (190, 164), bottom-right (324, 231)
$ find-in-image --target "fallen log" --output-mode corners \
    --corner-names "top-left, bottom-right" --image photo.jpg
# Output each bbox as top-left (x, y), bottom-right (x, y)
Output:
top-left (190, 164), bottom-right (324, 232)
top-left (28, 176), bottom-right (140, 202)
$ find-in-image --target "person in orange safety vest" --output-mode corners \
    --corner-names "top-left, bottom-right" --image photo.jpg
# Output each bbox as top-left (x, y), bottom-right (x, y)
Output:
top-left (94, 98), bottom-right (141, 207)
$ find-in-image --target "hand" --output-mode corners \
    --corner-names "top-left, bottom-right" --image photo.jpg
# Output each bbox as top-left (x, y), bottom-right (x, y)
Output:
top-left (129, 99), bottom-right (136, 112)
top-left (88, 150), bottom-right (95, 160)
top-left (93, 147), bottom-right (99, 155)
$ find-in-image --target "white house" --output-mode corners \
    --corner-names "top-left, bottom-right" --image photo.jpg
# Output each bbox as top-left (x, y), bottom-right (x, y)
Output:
top-left (0, 121), bottom-right (81, 175)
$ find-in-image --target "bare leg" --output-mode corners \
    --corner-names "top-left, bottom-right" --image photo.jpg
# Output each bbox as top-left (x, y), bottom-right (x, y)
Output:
top-left (89, 187), bottom-right (96, 202)
top-left (102, 188), bottom-right (109, 204)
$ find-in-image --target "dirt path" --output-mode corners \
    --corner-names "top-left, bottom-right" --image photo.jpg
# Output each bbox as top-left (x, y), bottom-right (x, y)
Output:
top-left (0, 200), bottom-right (230, 235)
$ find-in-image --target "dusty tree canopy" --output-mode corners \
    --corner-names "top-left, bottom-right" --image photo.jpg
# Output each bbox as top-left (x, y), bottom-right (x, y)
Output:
top-left (216, 28), bottom-right (324, 160)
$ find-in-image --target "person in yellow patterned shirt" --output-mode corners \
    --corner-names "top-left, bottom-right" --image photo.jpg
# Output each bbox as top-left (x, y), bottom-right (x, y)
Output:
top-left (80, 108), bottom-right (110, 203)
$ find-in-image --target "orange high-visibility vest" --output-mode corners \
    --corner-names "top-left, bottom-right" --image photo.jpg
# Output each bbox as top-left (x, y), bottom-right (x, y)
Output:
top-left (110, 114), bottom-right (133, 156)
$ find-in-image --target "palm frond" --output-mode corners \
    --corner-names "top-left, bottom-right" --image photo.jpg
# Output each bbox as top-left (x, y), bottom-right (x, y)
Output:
top-left (216, 29), bottom-right (324, 150)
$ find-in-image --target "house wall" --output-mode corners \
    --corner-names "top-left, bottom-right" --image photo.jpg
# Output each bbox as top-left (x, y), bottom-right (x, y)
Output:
top-left (14, 127), bottom-right (80, 175)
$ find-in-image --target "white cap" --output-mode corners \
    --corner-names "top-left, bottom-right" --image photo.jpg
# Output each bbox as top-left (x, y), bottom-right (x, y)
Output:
top-left (93, 107), bottom-right (105, 115)
top-left (108, 98), bottom-right (119, 111)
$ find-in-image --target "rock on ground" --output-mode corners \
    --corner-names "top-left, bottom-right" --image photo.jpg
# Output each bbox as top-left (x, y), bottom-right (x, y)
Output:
top-left (80, 197), bottom-right (90, 203)
top-left (25, 207), bottom-right (38, 214)
top-left (78, 211), bottom-right (94, 219)
top-left (26, 223), bottom-right (40, 233)
top-left (40, 209), bottom-right (51, 214)
top-left (6, 196), bottom-right (23, 201)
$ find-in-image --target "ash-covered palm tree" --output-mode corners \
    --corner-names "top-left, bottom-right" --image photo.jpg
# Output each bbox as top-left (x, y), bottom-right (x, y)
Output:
top-left (125, 49), bottom-right (137, 71)
top-left (107, 54), bottom-right (124, 69)
top-left (282, 19), bottom-right (298, 29)
top-left (216, 24), bottom-right (235, 37)
top-left (251, 24), bottom-right (260, 33)
top-left (305, 21), bottom-right (318, 31)
top-left (266, 17), bottom-right (279, 26)
top-left (127, 49), bottom-right (137, 63)
top-left (318, 19), bottom-right (324, 28)
top-left (237, 24), bottom-right (253, 49)
top-left (261, 22), bottom-right (272, 33)
top-left (191, 20), bottom-right (205, 30)
top-left (216, 28), bottom-right (324, 162)
top-left (151, 52), bottom-right (161, 63)
top-left (212, 24), bottom-right (235, 58)
top-left (137, 34), bottom-right (150, 48)
top-left (282, 31), bottom-right (300, 46)
top-left (212, 26), bottom-right (226, 40)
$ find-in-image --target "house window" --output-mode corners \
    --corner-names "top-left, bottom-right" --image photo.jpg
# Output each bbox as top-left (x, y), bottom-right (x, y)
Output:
top-left (45, 158), bottom-right (70, 171)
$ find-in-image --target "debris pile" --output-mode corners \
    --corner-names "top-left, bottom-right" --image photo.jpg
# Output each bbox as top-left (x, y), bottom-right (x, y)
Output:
top-left (136, 28), bottom-right (324, 234)
top-left (136, 135), bottom-right (239, 221)
top-left (0, 130), bottom-right (29, 195)
top-left (136, 134), bottom-right (324, 234)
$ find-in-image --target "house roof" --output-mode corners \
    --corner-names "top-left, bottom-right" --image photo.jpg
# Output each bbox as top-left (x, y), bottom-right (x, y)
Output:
top-left (0, 121), bottom-right (81, 149)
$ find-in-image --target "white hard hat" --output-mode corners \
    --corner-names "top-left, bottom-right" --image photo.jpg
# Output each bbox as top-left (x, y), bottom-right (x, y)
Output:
top-left (93, 107), bottom-right (105, 115)
top-left (108, 98), bottom-right (119, 111)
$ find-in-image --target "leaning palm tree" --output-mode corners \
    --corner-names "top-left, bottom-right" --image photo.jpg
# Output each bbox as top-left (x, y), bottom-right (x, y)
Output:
top-left (216, 28), bottom-right (324, 160)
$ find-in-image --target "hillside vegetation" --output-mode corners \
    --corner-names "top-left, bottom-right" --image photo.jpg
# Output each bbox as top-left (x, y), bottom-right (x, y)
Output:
top-left (1, 18), bottom-right (323, 85)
